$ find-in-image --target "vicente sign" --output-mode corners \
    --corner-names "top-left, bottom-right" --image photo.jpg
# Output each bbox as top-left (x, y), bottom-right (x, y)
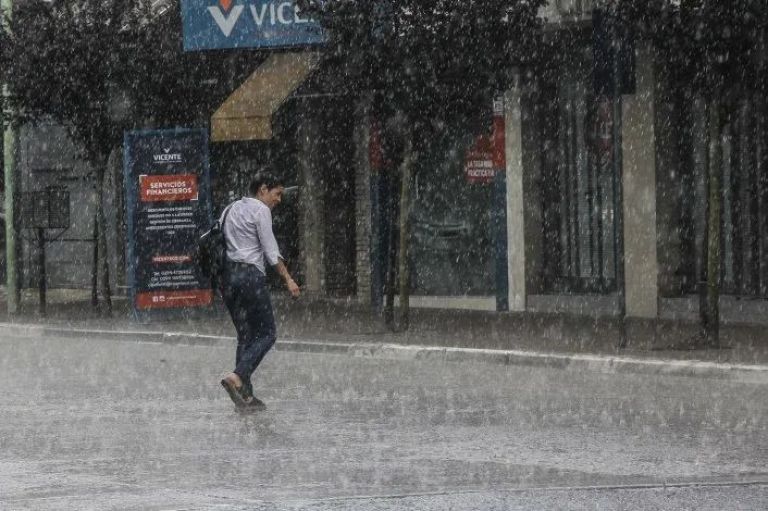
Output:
top-left (124, 129), bottom-right (213, 314)
top-left (181, 0), bottom-right (326, 51)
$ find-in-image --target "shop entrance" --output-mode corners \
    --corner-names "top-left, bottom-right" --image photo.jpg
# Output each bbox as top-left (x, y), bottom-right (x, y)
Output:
top-left (318, 100), bottom-right (357, 297)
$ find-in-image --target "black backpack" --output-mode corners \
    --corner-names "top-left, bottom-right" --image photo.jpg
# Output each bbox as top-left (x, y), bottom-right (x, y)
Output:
top-left (196, 204), bottom-right (233, 284)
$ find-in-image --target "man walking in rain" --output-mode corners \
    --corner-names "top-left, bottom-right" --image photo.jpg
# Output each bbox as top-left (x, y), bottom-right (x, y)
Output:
top-left (219, 173), bottom-right (300, 411)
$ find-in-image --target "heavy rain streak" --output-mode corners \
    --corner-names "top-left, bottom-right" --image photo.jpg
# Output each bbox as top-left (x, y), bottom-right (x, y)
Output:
top-left (0, 1), bottom-right (766, 509)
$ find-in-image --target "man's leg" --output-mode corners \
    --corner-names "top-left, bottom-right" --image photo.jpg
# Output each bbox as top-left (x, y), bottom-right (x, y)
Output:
top-left (233, 275), bottom-right (276, 389)
top-left (220, 269), bottom-right (253, 401)
top-left (235, 344), bottom-right (253, 399)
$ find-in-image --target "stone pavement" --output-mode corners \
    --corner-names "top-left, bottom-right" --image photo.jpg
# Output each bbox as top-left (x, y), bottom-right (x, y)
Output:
top-left (1, 288), bottom-right (768, 381)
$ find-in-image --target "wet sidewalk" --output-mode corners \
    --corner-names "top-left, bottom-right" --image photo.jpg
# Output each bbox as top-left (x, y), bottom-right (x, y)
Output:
top-left (1, 288), bottom-right (768, 377)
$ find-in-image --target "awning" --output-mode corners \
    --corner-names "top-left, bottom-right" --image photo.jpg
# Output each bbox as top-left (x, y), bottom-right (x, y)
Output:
top-left (211, 51), bottom-right (320, 142)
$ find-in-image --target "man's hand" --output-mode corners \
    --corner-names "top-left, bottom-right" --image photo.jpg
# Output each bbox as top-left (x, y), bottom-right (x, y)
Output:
top-left (275, 260), bottom-right (300, 298)
top-left (286, 278), bottom-right (300, 298)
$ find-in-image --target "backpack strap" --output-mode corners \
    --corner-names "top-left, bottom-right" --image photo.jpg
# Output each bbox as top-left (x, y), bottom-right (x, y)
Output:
top-left (220, 203), bottom-right (234, 229)
top-left (217, 203), bottom-right (235, 266)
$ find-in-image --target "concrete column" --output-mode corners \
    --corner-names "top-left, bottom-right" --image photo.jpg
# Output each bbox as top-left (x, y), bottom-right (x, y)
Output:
top-left (353, 96), bottom-right (373, 304)
top-left (621, 47), bottom-right (658, 318)
top-left (297, 108), bottom-right (324, 296)
top-left (504, 81), bottom-right (526, 311)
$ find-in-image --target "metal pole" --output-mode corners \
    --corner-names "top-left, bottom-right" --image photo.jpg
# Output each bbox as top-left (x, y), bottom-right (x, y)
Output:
top-left (610, 9), bottom-right (627, 348)
top-left (2, 0), bottom-right (18, 315)
top-left (91, 216), bottom-right (98, 307)
top-left (37, 227), bottom-right (46, 316)
top-left (396, 127), bottom-right (412, 332)
top-left (706, 102), bottom-right (722, 347)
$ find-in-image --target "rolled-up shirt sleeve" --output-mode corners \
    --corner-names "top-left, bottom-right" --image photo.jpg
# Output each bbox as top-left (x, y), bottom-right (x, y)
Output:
top-left (255, 208), bottom-right (282, 267)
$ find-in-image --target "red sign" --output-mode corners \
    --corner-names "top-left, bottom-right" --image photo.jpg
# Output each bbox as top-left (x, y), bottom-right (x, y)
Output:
top-left (140, 174), bottom-right (199, 202)
top-left (135, 289), bottom-right (213, 310)
top-left (465, 99), bottom-right (506, 184)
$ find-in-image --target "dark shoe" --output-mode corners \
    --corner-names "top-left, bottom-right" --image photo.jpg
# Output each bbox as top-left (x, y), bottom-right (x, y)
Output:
top-left (220, 378), bottom-right (247, 408)
top-left (237, 396), bottom-right (267, 413)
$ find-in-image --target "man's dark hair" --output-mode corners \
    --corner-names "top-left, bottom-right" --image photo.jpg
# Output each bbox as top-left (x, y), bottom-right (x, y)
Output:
top-left (249, 173), bottom-right (283, 196)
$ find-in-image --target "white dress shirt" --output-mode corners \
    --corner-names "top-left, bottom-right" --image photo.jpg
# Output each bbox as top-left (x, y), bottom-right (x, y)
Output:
top-left (220, 197), bottom-right (282, 274)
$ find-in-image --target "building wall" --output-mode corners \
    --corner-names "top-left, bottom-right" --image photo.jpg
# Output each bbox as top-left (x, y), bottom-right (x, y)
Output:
top-left (15, 123), bottom-right (129, 294)
top-left (18, 123), bottom-right (97, 290)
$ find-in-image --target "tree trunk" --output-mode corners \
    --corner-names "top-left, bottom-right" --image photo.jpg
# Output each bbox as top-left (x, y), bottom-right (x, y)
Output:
top-left (703, 99), bottom-right (723, 347)
top-left (395, 125), bottom-right (414, 332)
top-left (95, 163), bottom-right (113, 316)
top-left (112, 146), bottom-right (127, 290)
top-left (91, 215), bottom-right (98, 307)
top-left (383, 168), bottom-right (397, 329)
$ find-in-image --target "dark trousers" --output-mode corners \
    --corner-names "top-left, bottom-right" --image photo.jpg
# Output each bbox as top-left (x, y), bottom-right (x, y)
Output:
top-left (221, 262), bottom-right (276, 398)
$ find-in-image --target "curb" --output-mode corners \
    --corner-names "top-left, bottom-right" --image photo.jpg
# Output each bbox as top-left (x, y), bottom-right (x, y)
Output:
top-left (2, 323), bottom-right (768, 383)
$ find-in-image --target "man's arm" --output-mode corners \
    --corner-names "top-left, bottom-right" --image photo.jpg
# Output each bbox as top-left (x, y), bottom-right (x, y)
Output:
top-left (255, 207), bottom-right (300, 298)
top-left (273, 259), bottom-right (300, 298)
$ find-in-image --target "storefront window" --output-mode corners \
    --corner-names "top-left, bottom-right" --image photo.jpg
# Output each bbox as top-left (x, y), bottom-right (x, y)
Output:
top-left (409, 112), bottom-right (498, 297)
top-left (537, 39), bottom-right (618, 294)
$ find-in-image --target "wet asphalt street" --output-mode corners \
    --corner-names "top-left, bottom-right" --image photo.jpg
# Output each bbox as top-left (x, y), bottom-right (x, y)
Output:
top-left (1, 333), bottom-right (767, 510)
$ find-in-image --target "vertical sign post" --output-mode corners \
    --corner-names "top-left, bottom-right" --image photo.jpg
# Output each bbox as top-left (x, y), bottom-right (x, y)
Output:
top-left (124, 129), bottom-right (213, 320)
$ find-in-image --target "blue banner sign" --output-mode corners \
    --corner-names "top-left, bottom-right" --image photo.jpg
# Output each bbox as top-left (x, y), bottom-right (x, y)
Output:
top-left (181, 0), bottom-right (326, 51)
top-left (124, 128), bottom-right (213, 316)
